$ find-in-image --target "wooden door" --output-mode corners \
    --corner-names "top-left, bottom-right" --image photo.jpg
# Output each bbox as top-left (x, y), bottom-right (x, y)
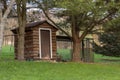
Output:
top-left (40, 29), bottom-right (52, 59)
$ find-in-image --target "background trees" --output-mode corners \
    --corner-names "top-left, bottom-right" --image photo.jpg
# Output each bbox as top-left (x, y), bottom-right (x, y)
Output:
top-left (93, 17), bottom-right (120, 57)
top-left (93, 0), bottom-right (120, 57)
top-left (0, 0), bottom-right (15, 54)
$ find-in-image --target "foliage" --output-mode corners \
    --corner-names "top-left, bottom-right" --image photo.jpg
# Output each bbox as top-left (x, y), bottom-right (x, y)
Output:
top-left (103, 17), bottom-right (120, 32)
top-left (35, 0), bottom-right (120, 38)
top-left (93, 33), bottom-right (120, 57)
top-left (93, 16), bottom-right (120, 57)
top-left (57, 49), bottom-right (71, 61)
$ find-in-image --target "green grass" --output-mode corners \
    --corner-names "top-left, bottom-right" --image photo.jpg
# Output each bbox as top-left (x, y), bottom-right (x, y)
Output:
top-left (0, 45), bottom-right (14, 61)
top-left (0, 61), bottom-right (120, 80)
top-left (0, 46), bottom-right (120, 80)
top-left (94, 53), bottom-right (120, 63)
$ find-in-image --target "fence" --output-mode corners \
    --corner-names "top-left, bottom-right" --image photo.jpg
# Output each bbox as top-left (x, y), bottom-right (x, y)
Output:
top-left (56, 36), bottom-right (94, 62)
top-left (82, 38), bottom-right (94, 62)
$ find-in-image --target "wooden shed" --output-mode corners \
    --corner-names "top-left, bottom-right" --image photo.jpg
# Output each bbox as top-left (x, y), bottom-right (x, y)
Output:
top-left (12, 20), bottom-right (58, 60)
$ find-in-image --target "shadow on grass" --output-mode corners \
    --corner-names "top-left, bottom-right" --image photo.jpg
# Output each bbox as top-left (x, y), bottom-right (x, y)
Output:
top-left (101, 59), bottom-right (120, 62)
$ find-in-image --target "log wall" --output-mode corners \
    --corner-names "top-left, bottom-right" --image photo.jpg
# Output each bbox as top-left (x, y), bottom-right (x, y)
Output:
top-left (31, 23), bottom-right (57, 60)
top-left (14, 22), bottom-right (57, 60)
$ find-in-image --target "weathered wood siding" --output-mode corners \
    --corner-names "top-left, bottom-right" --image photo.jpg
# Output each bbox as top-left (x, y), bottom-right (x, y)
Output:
top-left (14, 31), bottom-right (34, 59)
top-left (24, 31), bottom-right (34, 59)
top-left (31, 23), bottom-right (57, 60)
top-left (14, 22), bottom-right (57, 60)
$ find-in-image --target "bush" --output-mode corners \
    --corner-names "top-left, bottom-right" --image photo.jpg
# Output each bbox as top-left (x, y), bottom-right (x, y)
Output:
top-left (93, 33), bottom-right (120, 57)
top-left (57, 49), bottom-right (72, 61)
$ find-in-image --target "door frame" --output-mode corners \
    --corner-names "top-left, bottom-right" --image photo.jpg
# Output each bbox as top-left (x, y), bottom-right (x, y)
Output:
top-left (39, 28), bottom-right (52, 59)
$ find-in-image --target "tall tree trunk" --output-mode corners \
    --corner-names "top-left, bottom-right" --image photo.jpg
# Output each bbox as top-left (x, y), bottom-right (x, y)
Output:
top-left (71, 15), bottom-right (82, 62)
top-left (16, 0), bottom-right (26, 60)
top-left (17, 27), bottom-right (25, 60)
top-left (0, 0), bottom-right (15, 54)
top-left (72, 39), bottom-right (81, 62)
top-left (0, 10), bottom-right (4, 53)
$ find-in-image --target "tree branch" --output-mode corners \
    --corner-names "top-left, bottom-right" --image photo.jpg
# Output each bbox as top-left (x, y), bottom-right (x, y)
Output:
top-left (79, 12), bottom-right (116, 41)
top-left (34, 0), bottom-right (72, 38)
top-left (3, 0), bottom-right (15, 19)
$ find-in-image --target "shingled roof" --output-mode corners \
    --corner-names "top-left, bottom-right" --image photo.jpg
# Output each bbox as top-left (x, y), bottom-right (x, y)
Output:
top-left (11, 20), bottom-right (58, 32)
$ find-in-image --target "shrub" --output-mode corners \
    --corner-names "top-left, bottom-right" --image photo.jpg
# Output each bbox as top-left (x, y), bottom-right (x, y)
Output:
top-left (93, 33), bottom-right (120, 57)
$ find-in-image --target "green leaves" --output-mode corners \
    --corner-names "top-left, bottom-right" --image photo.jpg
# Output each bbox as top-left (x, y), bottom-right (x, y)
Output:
top-left (56, 0), bottom-right (94, 15)
top-left (93, 32), bottom-right (120, 57)
top-left (103, 17), bottom-right (120, 32)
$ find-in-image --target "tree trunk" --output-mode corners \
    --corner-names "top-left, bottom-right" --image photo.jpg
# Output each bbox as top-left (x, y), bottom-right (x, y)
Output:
top-left (2, 0), bottom-right (7, 14)
top-left (0, 0), bottom-right (15, 54)
top-left (16, 0), bottom-right (26, 60)
top-left (0, 16), bottom-right (6, 52)
top-left (17, 19), bottom-right (25, 60)
top-left (0, 22), bottom-right (4, 54)
top-left (72, 39), bottom-right (81, 62)
top-left (71, 15), bottom-right (82, 62)
top-left (16, 0), bottom-right (26, 61)
top-left (0, 9), bottom-right (3, 53)
top-left (17, 29), bottom-right (25, 60)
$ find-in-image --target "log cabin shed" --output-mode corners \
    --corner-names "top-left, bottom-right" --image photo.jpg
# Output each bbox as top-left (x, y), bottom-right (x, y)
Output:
top-left (12, 20), bottom-right (58, 60)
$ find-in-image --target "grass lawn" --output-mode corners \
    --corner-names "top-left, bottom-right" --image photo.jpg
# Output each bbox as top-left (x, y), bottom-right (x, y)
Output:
top-left (0, 45), bottom-right (14, 61)
top-left (0, 46), bottom-right (120, 80)
top-left (0, 61), bottom-right (120, 80)
top-left (94, 53), bottom-right (120, 63)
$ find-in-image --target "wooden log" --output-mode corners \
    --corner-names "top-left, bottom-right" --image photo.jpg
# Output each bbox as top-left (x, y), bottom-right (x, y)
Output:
top-left (32, 48), bottom-right (39, 51)
top-left (33, 42), bottom-right (39, 44)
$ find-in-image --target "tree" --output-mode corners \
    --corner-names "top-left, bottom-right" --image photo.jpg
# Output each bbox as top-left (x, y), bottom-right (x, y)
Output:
top-left (1, 0), bottom-right (7, 14)
top-left (35, 0), bottom-right (120, 62)
top-left (16, 0), bottom-right (27, 60)
top-left (0, 0), bottom-right (15, 54)
top-left (93, 17), bottom-right (120, 57)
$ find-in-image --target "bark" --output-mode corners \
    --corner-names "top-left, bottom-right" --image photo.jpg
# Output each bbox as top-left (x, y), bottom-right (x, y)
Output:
top-left (0, 0), bottom-right (15, 54)
top-left (16, 0), bottom-right (26, 60)
top-left (2, 0), bottom-right (7, 14)
top-left (72, 40), bottom-right (81, 62)
top-left (71, 15), bottom-right (82, 62)
top-left (0, 11), bottom-right (4, 53)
